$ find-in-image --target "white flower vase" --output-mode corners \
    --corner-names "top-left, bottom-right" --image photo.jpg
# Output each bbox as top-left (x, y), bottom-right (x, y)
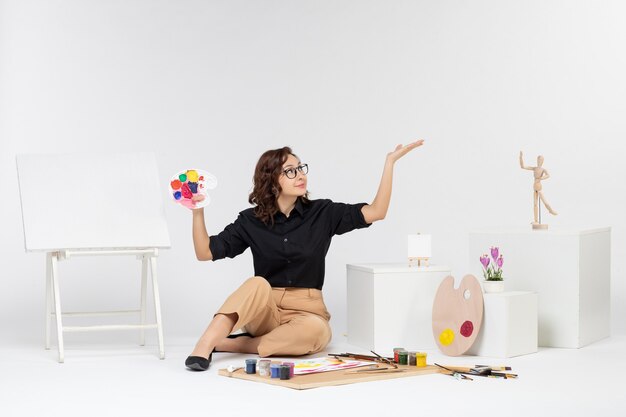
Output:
top-left (483, 280), bottom-right (504, 294)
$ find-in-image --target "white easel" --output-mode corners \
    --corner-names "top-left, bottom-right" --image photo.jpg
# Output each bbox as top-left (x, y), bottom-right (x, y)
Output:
top-left (18, 152), bottom-right (171, 362)
top-left (44, 249), bottom-right (164, 363)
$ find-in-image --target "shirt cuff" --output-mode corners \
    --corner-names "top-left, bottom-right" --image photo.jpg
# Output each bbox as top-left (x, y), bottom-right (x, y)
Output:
top-left (353, 202), bottom-right (372, 227)
top-left (209, 235), bottom-right (225, 261)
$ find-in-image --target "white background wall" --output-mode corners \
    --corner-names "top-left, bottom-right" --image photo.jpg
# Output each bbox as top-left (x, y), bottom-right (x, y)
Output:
top-left (1, 0), bottom-right (625, 347)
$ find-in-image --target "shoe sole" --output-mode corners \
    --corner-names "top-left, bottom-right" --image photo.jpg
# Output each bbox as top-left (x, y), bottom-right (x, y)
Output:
top-left (186, 362), bottom-right (209, 371)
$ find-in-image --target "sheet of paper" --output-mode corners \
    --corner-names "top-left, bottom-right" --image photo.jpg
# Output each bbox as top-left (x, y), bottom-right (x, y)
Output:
top-left (293, 357), bottom-right (373, 375)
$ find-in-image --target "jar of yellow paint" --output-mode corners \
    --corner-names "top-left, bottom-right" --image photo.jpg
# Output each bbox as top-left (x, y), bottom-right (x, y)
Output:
top-left (416, 352), bottom-right (427, 367)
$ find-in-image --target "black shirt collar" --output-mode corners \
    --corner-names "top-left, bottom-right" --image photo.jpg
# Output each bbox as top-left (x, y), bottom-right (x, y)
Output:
top-left (293, 198), bottom-right (305, 216)
top-left (274, 198), bottom-right (305, 223)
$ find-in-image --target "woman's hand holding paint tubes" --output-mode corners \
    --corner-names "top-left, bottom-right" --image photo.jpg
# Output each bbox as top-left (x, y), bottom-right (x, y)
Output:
top-left (191, 194), bottom-right (206, 208)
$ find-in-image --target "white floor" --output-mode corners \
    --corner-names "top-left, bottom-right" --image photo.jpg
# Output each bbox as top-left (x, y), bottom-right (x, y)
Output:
top-left (2, 335), bottom-right (625, 416)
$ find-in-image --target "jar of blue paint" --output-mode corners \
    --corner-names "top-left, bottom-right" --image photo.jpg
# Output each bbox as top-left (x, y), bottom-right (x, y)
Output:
top-left (245, 359), bottom-right (257, 374)
top-left (270, 363), bottom-right (281, 378)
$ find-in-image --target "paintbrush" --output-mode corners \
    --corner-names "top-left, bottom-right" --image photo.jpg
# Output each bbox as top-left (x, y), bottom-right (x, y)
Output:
top-left (440, 365), bottom-right (480, 374)
top-left (329, 352), bottom-right (395, 361)
top-left (370, 350), bottom-right (398, 368)
top-left (345, 369), bottom-right (407, 374)
top-left (437, 365), bottom-right (518, 379)
top-left (345, 365), bottom-right (406, 374)
top-left (444, 365), bottom-right (493, 375)
top-left (434, 363), bottom-right (473, 381)
top-left (476, 365), bottom-right (512, 371)
top-left (442, 365), bottom-right (515, 376)
top-left (328, 352), bottom-right (396, 367)
top-left (491, 371), bottom-right (518, 379)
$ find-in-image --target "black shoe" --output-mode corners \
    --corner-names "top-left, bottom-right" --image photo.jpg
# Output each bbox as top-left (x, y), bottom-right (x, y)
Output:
top-left (185, 353), bottom-right (212, 371)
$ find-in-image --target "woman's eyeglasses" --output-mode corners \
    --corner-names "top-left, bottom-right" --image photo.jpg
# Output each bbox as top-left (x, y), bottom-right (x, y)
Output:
top-left (282, 164), bottom-right (308, 179)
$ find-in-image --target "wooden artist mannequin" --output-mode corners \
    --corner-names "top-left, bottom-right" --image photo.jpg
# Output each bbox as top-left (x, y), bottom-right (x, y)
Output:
top-left (519, 151), bottom-right (557, 229)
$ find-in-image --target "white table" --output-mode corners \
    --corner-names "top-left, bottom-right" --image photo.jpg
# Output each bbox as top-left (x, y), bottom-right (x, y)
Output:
top-left (469, 228), bottom-right (610, 348)
top-left (468, 291), bottom-right (538, 358)
top-left (346, 263), bottom-right (451, 354)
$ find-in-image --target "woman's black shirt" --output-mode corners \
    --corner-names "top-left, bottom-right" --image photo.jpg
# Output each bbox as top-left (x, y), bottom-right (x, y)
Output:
top-left (209, 199), bottom-right (371, 289)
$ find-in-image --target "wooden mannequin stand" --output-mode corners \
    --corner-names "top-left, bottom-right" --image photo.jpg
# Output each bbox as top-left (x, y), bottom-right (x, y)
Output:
top-left (533, 200), bottom-right (548, 230)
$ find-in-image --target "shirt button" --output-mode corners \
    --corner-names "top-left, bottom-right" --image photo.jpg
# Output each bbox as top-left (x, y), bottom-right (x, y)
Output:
top-left (283, 238), bottom-right (288, 242)
top-left (287, 260), bottom-right (291, 264)
top-left (288, 280), bottom-right (292, 285)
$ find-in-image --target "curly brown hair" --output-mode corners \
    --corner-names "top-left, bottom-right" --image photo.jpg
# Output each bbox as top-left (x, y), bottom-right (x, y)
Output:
top-left (248, 146), bottom-right (310, 225)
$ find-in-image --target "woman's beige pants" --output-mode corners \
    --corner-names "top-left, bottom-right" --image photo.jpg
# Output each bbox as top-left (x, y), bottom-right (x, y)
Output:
top-left (216, 276), bottom-right (332, 357)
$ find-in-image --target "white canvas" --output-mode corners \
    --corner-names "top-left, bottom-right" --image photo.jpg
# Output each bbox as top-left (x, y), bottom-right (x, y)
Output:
top-left (17, 152), bottom-right (171, 251)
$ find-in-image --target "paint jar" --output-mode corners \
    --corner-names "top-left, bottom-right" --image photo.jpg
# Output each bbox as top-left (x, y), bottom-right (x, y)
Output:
top-left (408, 351), bottom-right (417, 366)
top-left (258, 360), bottom-right (271, 376)
top-left (270, 363), bottom-right (281, 378)
top-left (416, 352), bottom-right (427, 367)
top-left (282, 361), bottom-right (295, 378)
top-left (279, 365), bottom-right (291, 380)
top-left (398, 350), bottom-right (408, 365)
top-left (393, 347), bottom-right (405, 363)
top-left (245, 359), bottom-right (257, 374)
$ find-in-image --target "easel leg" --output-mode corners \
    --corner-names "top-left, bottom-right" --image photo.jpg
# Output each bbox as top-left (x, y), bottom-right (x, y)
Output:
top-left (45, 253), bottom-right (52, 350)
top-left (51, 253), bottom-right (65, 363)
top-left (140, 257), bottom-right (148, 346)
top-left (149, 257), bottom-right (165, 359)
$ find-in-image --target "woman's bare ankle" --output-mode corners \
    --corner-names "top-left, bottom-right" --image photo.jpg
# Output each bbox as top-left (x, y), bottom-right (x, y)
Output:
top-left (189, 342), bottom-right (213, 359)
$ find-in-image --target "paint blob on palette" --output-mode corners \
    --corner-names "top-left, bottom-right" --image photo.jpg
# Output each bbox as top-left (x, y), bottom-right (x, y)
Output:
top-left (169, 169), bottom-right (217, 210)
top-left (431, 274), bottom-right (484, 356)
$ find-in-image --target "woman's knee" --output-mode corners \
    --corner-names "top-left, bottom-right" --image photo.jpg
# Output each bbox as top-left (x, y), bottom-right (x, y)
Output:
top-left (256, 316), bottom-right (331, 357)
top-left (241, 276), bottom-right (271, 294)
top-left (300, 316), bottom-right (332, 352)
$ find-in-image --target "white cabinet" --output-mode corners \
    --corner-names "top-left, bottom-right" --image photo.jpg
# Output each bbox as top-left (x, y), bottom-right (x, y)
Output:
top-left (346, 263), bottom-right (451, 354)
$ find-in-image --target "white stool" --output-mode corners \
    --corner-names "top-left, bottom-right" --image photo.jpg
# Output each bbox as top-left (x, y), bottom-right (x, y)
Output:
top-left (468, 291), bottom-right (538, 358)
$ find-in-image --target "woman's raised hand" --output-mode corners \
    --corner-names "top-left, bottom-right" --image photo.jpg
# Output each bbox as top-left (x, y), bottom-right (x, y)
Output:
top-left (386, 140), bottom-right (424, 163)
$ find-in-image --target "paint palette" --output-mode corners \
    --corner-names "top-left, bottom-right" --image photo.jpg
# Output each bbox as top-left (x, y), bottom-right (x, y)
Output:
top-left (432, 274), bottom-right (484, 356)
top-left (169, 169), bottom-right (217, 209)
